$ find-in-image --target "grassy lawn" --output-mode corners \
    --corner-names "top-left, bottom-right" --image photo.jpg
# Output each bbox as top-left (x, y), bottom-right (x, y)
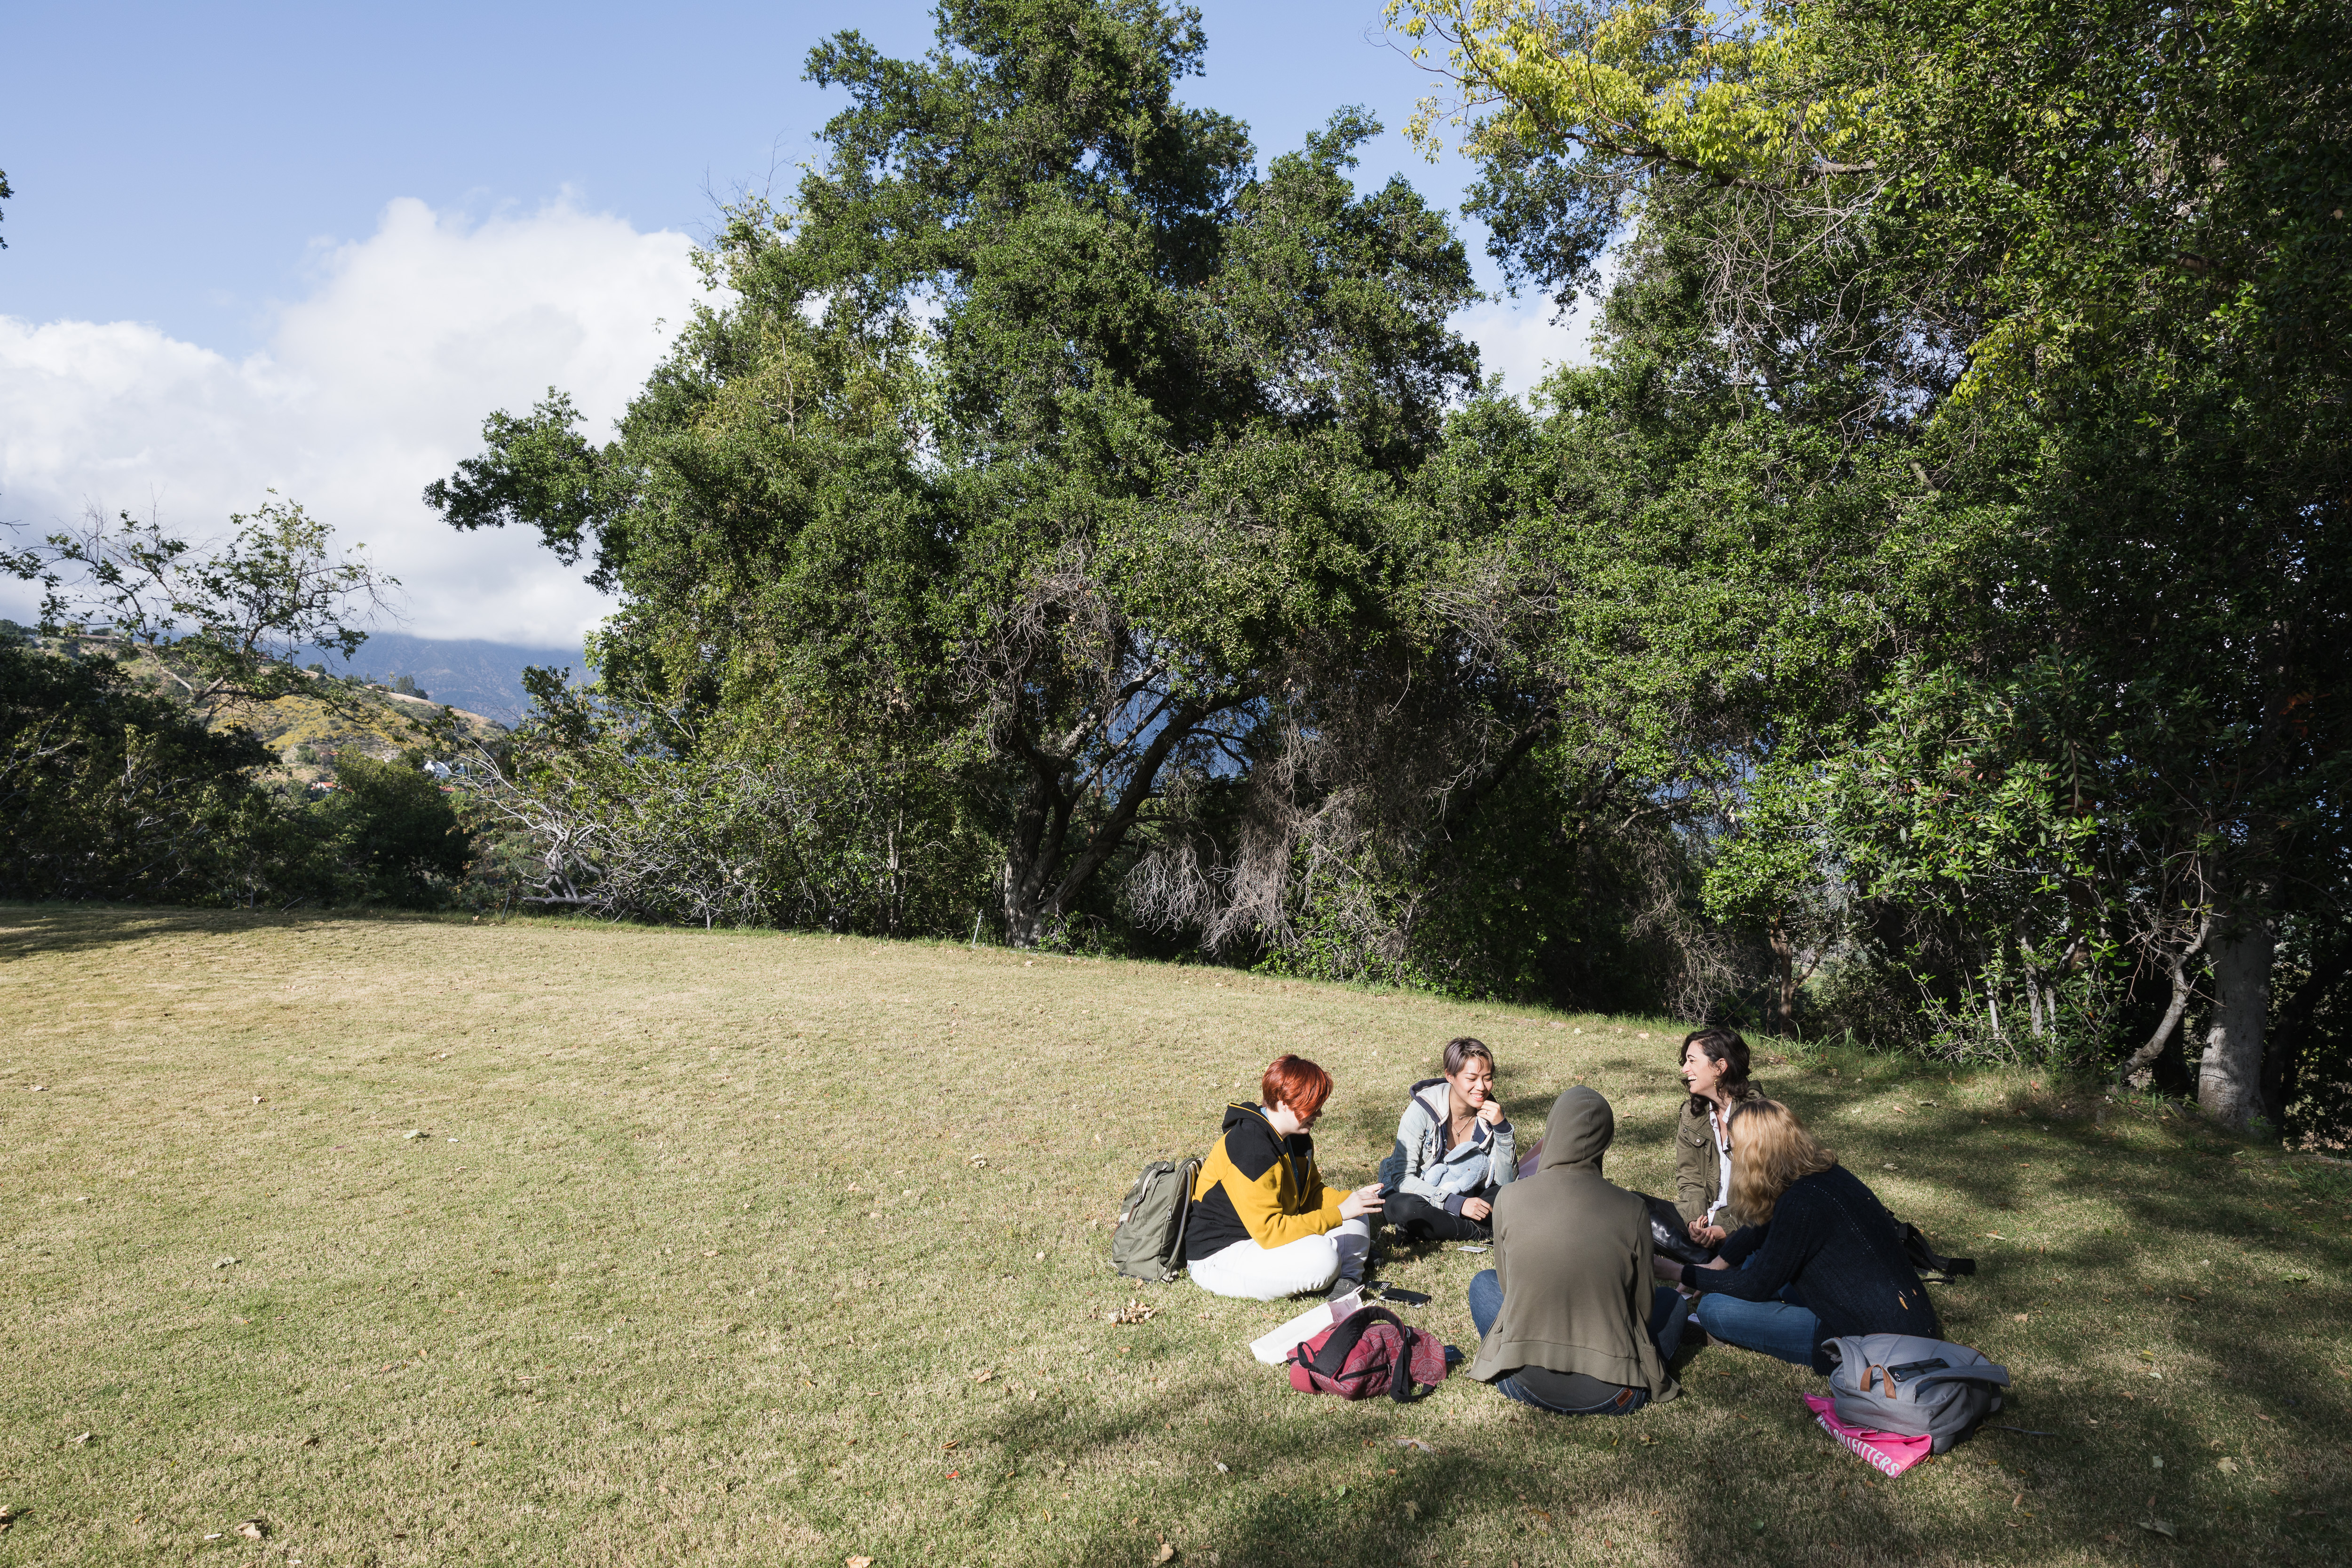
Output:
top-left (2, 906), bottom-right (2345, 1567)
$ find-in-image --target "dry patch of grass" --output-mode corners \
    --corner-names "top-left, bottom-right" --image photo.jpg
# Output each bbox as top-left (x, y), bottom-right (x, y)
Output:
top-left (0, 905), bottom-right (2345, 1567)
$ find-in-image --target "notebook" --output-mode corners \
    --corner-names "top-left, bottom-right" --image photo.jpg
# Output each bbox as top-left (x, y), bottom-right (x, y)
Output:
top-left (1248, 1290), bottom-right (1361, 1365)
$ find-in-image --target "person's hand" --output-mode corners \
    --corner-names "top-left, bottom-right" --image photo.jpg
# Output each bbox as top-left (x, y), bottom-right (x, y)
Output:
top-left (1686, 1218), bottom-right (1710, 1243)
top-left (1651, 1254), bottom-right (1685, 1284)
top-left (1460, 1196), bottom-right (1492, 1223)
top-left (1477, 1096), bottom-right (1506, 1128)
top-left (1699, 1224), bottom-right (1728, 1246)
top-left (1700, 1254), bottom-right (1732, 1271)
top-left (1339, 1183), bottom-right (1386, 1221)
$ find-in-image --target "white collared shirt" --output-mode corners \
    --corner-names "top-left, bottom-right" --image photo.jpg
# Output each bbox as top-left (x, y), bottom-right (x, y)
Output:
top-left (1704, 1105), bottom-right (1732, 1227)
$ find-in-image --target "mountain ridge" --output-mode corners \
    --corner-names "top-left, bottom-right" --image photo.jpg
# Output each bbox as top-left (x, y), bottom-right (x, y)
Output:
top-left (298, 631), bottom-right (587, 722)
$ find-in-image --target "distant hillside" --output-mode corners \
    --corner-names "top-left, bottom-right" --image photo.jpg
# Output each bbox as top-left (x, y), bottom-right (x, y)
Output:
top-left (298, 632), bottom-right (586, 722)
top-left (20, 630), bottom-right (507, 782)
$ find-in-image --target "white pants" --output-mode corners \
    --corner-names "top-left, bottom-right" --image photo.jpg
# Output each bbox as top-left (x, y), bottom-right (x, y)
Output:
top-left (1190, 1218), bottom-right (1372, 1301)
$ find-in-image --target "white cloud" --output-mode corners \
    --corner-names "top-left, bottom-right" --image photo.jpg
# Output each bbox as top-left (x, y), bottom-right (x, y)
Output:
top-left (3, 205), bottom-right (1608, 649)
top-left (0, 198), bottom-right (704, 645)
top-left (1453, 291), bottom-right (1602, 399)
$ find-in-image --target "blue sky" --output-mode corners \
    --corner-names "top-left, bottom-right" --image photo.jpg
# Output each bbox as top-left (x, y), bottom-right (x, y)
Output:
top-left (1, 2), bottom-right (1590, 644)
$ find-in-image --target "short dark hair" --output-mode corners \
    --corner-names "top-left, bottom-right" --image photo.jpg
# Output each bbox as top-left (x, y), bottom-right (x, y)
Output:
top-left (1442, 1037), bottom-right (1494, 1077)
top-left (1679, 1026), bottom-right (1758, 1112)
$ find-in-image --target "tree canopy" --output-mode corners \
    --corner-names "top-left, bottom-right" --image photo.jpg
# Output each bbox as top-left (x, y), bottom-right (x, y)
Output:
top-left (427, 0), bottom-right (2352, 1138)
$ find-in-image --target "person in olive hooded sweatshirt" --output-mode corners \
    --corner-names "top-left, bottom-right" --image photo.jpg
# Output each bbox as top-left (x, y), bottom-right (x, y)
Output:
top-left (1466, 1086), bottom-right (1690, 1415)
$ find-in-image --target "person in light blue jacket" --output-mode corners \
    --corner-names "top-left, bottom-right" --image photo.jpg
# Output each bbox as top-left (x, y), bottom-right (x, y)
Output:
top-left (1380, 1037), bottom-right (1517, 1242)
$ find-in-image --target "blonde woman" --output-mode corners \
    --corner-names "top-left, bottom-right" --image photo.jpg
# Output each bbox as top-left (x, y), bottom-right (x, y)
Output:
top-left (1653, 1098), bottom-right (1939, 1372)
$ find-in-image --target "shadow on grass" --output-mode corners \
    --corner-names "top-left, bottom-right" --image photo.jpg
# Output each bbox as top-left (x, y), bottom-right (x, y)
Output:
top-left (933, 1363), bottom-right (2038, 1568)
top-left (1052, 1074), bottom-right (2352, 1563)
top-left (0, 900), bottom-right (448, 962)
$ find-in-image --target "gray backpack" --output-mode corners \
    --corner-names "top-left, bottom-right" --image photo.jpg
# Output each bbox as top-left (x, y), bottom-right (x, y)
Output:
top-left (1110, 1157), bottom-right (1201, 1283)
top-left (1823, 1335), bottom-right (2011, 1453)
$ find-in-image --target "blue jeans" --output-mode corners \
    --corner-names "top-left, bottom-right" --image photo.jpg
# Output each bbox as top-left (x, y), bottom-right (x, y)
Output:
top-left (1691, 1254), bottom-right (1820, 1367)
top-left (1465, 1270), bottom-right (1687, 1416)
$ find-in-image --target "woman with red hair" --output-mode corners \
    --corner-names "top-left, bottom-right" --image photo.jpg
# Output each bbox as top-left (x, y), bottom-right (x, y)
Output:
top-left (1185, 1055), bottom-right (1385, 1300)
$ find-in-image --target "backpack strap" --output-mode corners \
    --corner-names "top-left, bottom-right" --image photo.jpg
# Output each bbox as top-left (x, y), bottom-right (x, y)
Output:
top-left (1901, 1222), bottom-right (1977, 1282)
top-left (1162, 1157), bottom-right (1202, 1281)
top-left (1298, 1305), bottom-right (1403, 1377)
top-left (1912, 1360), bottom-right (2012, 1391)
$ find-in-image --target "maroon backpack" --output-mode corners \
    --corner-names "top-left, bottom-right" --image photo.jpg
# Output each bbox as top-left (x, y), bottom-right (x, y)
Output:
top-left (1286, 1306), bottom-right (1450, 1401)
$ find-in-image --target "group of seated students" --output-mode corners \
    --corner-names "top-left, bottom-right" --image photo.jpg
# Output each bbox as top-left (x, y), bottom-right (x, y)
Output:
top-left (1184, 1029), bottom-right (1940, 1415)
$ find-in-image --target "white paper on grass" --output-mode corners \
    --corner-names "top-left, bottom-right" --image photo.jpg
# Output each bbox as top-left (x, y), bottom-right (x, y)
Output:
top-left (1249, 1289), bottom-right (1360, 1366)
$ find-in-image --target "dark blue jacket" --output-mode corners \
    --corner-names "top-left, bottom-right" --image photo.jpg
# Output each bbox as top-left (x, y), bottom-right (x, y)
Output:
top-left (1687, 1163), bottom-right (1938, 1372)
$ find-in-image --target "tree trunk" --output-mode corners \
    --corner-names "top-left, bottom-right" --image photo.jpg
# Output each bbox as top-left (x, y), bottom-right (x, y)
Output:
top-left (2198, 903), bottom-right (2274, 1129)
top-left (1767, 913), bottom-right (1798, 1038)
top-left (1000, 751), bottom-right (1074, 947)
top-left (2258, 936), bottom-right (2348, 1127)
top-left (998, 700), bottom-right (1218, 947)
top-left (2121, 913), bottom-right (2209, 1090)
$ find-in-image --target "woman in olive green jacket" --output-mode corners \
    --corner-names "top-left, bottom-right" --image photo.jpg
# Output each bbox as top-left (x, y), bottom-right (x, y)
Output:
top-left (1672, 1027), bottom-right (1763, 1247)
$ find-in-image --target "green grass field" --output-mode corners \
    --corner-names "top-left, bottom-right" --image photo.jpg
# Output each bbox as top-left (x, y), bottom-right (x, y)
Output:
top-left (3, 907), bottom-right (2345, 1567)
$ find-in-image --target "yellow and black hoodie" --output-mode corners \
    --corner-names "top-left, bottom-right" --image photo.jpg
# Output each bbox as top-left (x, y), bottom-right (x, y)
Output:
top-left (1184, 1102), bottom-right (1345, 1260)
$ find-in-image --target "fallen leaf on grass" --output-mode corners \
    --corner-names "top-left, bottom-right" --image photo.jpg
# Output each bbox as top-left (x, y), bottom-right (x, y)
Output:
top-left (846, 1558), bottom-right (874, 1568)
top-left (1395, 1437), bottom-right (1436, 1453)
top-left (942, 1440), bottom-right (959, 1451)
top-left (2218, 1457), bottom-right (2240, 1474)
top-left (1108, 1299), bottom-right (1159, 1325)
top-left (237, 1520), bottom-right (267, 1540)
top-left (71, 1432), bottom-right (92, 1445)
top-left (2138, 1518), bottom-right (2177, 1538)
top-left (1154, 1543), bottom-right (1177, 1564)
top-left (970, 1368), bottom-right (995, 1383)
top-left (1404, 1501), bottom-right (1421, 1520)
top-left (214, 1258), bottom-right (238, 1269)
top-left (1215, 1462), bottom-right (1229, 1473)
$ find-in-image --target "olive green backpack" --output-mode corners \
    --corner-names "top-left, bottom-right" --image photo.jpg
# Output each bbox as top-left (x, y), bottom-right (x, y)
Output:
top-left (1109, 1157), bottom-right (1202, 1283)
